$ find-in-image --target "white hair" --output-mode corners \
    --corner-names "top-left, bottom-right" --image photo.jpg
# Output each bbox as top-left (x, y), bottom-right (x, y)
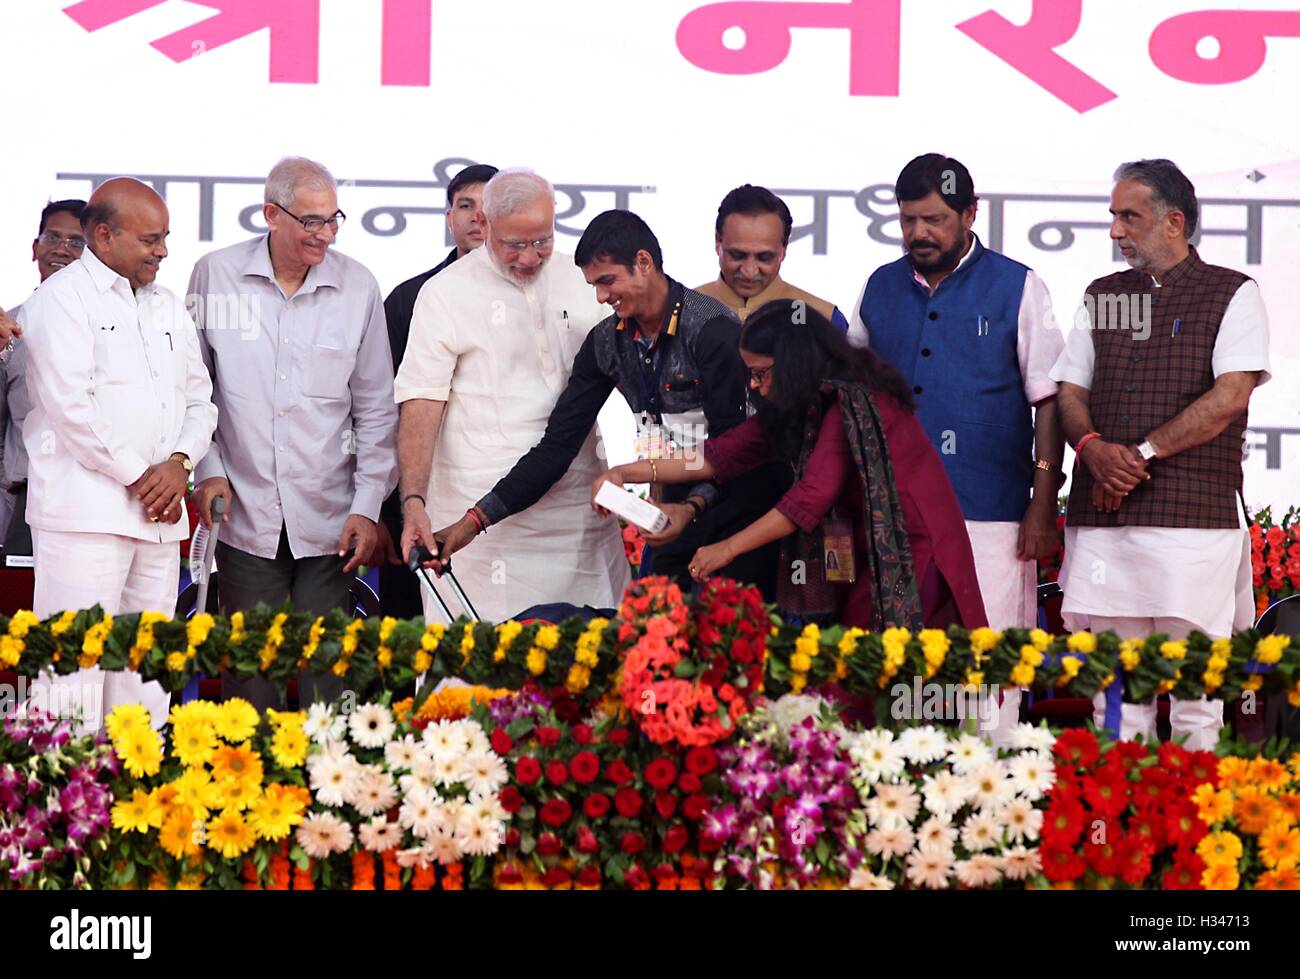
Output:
top-left (264, 156), bottom-right (337, 210)
top-left (481, 168), bottom-right (554, 222)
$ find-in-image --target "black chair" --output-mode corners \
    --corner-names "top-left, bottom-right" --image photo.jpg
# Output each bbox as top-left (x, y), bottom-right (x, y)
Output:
top-left (173, 571), bottom-right (381, 619)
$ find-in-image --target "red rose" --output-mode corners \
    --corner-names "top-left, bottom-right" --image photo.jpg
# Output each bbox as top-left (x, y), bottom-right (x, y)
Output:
top-left (505, 828), bottom-right (521, 849)
top-left (1267, 526), bottom-right (1285, 547)
top-left (540, 798), bottom-right (574, 828)
top-left (577, 864), bottom-right (602, 888)
top-left (614, 787), bottom-right (643, 818)
top-left (572, 723), bottom-right (593, 745)
top-left (677, 772), bottom-right (702, 794)
top-left (730, 641), bottom-right (752, 664)
top-left (541, 867), bottom-right (572, 888)
top-left (711, 605), bottom-right (737, 626)
top-left (570, 751), bottom-right (600, 785)
top-left (621, 831), bottom-right (646, 855)
top-left (536, 832), bottom-right (562, 856)
top-left (607, 728), bottom-right (631, 747)
top-left (499, 786), bottom-right (524, 814)
top-left (655, 792), bottom-right (678, 820)
top-left (545, 760), bottom-right (569, 785)
top-left (662, 823), bottom-right (689, 854)
top-left (552, 696), bottom-right (581, 723)
top-left (717, 683), bottom-right (737, 702)
top-left (576, 825), bottom-right (600, 855)
top-left (490, 728), bottom-right (513, 755)
top-left (624, 864), bottom-right (649, 889)
top-left (537, 726), bottom-right (561, 749)
top-left (683, 794), bottom-right (710, 821)
top-left (606, 759), bottom-right (635, 786)
top-left (697, 624), bottom-right (722, 647)
top-left (685, 746), bottom-right (718, 775)
top-left (584, 793), bottom-right (612, 819)
top-left (645, 757), bottom-right (678, 791)
top-left (515, 756), bottom-right (542, 786)
top-left (498, 863), bottom-right (523, 885)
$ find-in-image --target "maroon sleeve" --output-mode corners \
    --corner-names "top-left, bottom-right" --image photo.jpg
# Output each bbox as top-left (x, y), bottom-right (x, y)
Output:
top-left (774, 402), bottom-right (849, 533)
top-left (702, 415), bottom-right (778, 483)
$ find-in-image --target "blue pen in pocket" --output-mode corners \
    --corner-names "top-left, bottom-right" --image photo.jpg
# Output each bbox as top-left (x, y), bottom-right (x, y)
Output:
top-left (1172, 317), bottom-right (1182, 337)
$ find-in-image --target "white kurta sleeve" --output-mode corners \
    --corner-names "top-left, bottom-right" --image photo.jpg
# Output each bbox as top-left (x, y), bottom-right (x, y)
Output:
top-left (1049, 301), bottom-right (1095, 390)
top-left (394, 286), bottom-right (458, 403)
top-left (1017, 270), bottom-right (1065, 405)
top-left (172, 304), bottom-right (217, 468)
top-left (1211, 280), bottom-right (1270, 384)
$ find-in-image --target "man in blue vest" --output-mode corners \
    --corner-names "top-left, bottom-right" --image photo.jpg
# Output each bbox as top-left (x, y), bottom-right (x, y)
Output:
top-left (848, 154), bottom-right (1065, 738)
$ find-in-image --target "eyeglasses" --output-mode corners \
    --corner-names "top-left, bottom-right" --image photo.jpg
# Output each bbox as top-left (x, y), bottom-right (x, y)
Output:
top-left (497, 235), bottom-right (554, 253)
top-left (37, 232), bottom-right (87, 252)
top-left (747, 365), bottom-right (774, 384)
top-left (276, 204), bottom-right (346, 234)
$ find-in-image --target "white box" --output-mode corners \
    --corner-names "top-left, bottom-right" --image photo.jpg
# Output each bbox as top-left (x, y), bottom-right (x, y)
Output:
top-left (595, 482), bottom-right (670, 535)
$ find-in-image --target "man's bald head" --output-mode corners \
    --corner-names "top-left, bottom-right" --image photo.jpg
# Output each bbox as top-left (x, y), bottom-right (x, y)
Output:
top-left (83, 178), bottom-right (170, 290)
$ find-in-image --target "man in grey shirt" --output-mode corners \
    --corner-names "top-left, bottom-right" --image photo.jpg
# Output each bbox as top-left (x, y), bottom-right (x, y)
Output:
top-left (189, 157), bottom-right (398, 707)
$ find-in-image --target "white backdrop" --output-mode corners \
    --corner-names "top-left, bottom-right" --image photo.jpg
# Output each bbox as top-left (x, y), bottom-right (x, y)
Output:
top-left (2, 0), bottom-right (1296, 508)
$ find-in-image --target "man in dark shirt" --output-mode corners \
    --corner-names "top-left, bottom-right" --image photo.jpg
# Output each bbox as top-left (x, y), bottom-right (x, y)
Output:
top-left (430, 209), bottom-right (790, 598)
top-left (377, 162), bottom-right (497, 617)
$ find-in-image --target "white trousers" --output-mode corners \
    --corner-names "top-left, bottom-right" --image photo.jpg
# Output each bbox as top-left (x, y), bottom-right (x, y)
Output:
top-left (30, 529), bottom-right (177, 735)
top-left (1072, 614), bottom-right (1224, 751)
top-left (965, 522), bottom-right (1036, 747)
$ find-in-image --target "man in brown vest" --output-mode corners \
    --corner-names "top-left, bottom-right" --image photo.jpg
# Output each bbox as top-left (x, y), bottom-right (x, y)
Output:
top-left (1051, 159), bottom-right (1270, 749)
top-left (695, 185), bottom-right (848, 331)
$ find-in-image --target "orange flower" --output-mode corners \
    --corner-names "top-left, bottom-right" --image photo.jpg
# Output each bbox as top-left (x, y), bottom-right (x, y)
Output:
top-left (1247, 758), bottom-right (1291, 793)
top-left (242, 859), bottom-right (261, 891)
top-left (1234, 787), bottom-right (1280, 836)
top-left (292, 860), bottom-right (315, 890)
top-left (352, 851), bottom-right (376, 890)
top-left (1201, 863), bottom-right (1240, 890)
top-left (412, 865), bottom-right (436, 890)
top-left (1259, 826), bottom-right (1300, 870)
top-left (381, 849), bottom-right (402, 890)
top-left (1216, 757), bottom-right (1250, 792)
top-left (211, 743), bottom-right (264, 788)
top-left (441, 863), bottom-right (465, 891)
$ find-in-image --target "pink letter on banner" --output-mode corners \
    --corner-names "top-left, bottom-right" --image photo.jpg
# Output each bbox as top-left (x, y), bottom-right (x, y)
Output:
top-left (64, 0), bottom-right (321, 84)
top-left (676, 0), bottom-right (901, 97)
top-left (382, 0), bottom-right (432, 86)
top-left (957, 0), bottom-right (1117, 113)
top-left (1150, 9), bottom-right (1300, 85)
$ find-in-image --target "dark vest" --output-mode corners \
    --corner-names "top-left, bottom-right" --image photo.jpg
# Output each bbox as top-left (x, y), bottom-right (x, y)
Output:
top-left (862, 238), bottom-right (1034, 521)
top-left (1068, 247), bottom-right (1249, 529)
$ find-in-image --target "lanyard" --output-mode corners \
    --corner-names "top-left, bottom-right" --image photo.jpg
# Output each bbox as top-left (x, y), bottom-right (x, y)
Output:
top-left (630, 298), bottom-right (681, 420)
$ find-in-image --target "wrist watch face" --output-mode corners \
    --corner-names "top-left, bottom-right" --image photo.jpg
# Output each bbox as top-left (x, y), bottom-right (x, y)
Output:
top-left (1137, 441), bottom-right (1157, 461)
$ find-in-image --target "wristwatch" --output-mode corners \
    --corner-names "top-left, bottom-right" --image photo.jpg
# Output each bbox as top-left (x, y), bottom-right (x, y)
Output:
top-left (170, 452), bottom-right (193, 473)
top-left (1136, 440), bottom-right (1158, 462)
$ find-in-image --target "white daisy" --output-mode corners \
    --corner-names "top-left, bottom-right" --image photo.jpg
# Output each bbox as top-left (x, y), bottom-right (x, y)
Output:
top-left (865, 783), bottom-right (920, 830)
top-left (846, 867), bottom-right (895, 890)
top-left (467, 792), bottom-right (508, 826)
top-left (968, 761), bottom-right (1014, 811)
top-left (1008, 722), bottom-right (1056, 753)
top-left (421, 720), bottom-right (464, 760)
top-left (399, 756), bottom-right (438, 796)
top-left (348, 703), bottom-right (396, 749)
top-left (905, 848), bottom-right (952, 889)
top-left (303, 703), bottom-right (345, 745)
top-left (462, 722), bottom-right (491, 756)
top-left (427, 826), bottom-right (463, 865)
top-left (358, 816), bottom-right (403, 853)
top-left (296, 812), bottom-right (353, 859)
top-left (947, 733), bottom-right (994, 774)
top-left (396, 845), bottom-right (433, 869)
top-left (1008, 751), bottom-right (1056, 801)
top-left (454, 811), bottom-right (502, 857)
top-left (921, 769), bottom-right (972, 817)
top-left (309, 754), bottom-right (358, 808)
top-left (399, 786), bottom-right (442, 838)
top-left (954, 854), bottom-right (1002, 889)
top-left (898, 726), bottom-right (947, 765)
top-left (916, 815), bottom-right (957, 855)
top-left (996, 798), bottom-right (1043, 843)
top-left (768, 693), bottom-right (833, 741)
top-left (1001, 845), bottom-right (1043, 881)
top-left (959, 811), bottom-right (1002, 852)
top-left (384, 735), bottom-right (424, 771)
top-left (352, 768), bottom-right (399, 817)
top-left (848, 729), bottom-right (907, 783)
top-left (864, 825), bottom-right (915, 859)
top-left (431, 753), bottom-right (464, 788)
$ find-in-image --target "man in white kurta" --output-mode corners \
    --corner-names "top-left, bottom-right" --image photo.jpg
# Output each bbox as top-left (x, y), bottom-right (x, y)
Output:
top-left (18, 178), bottom-right (217, 733)
top-left (395, 169), bottom-right (628, 623)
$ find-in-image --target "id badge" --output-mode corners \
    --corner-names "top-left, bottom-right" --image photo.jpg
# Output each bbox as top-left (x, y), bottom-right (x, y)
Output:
top-left (823, 518), bottom-right (856, 584)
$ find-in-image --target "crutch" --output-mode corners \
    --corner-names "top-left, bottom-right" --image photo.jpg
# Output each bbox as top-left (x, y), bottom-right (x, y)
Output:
top-left (195, 496), bottom-right (227, 614)
top-left (407, 543), bottom-right (479, 621)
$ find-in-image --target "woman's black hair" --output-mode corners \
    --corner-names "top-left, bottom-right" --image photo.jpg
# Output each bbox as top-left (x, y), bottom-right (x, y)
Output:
top-left (739, 299), bottom-right (914, 462)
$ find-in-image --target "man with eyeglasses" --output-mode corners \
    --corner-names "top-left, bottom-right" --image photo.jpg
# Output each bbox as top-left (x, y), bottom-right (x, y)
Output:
top-left (396, 168), bottom-right (628, 623)
top-left (0, 199), bottom-right (88, 548)
top-left (189, 156), bottom-right (398, 709)
top-left (376, 163), bottom-right (497, 620)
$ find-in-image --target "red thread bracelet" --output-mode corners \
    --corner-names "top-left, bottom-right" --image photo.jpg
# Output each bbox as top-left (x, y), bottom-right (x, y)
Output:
top-left (1075, 432), bottom-right (1101, 456)
top-left (466, 508), bottom-right (486, 534)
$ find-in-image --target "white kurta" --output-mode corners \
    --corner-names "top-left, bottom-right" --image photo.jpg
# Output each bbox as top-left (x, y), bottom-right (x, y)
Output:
top-left (395, 248), bottom-right (629, 623)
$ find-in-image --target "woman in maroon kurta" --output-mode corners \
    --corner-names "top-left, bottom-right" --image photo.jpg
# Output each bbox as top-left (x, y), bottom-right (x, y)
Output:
top-left (594, 300), bottom-right (986, 630)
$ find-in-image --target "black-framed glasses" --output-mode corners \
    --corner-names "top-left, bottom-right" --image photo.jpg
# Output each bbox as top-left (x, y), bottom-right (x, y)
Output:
top-left (748, 365), bottom-right (773, 385)
top-left (276, 204), bottom-right (346, 234)
top-left (37, 231), bottom-right (87, 252)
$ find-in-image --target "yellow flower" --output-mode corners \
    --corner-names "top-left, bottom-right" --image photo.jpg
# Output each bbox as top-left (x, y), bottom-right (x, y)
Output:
top-left (1056, 656), bottom-right (1083, 687)
top-left (214, 698), bottom-right (260, 742)
top-left (1010, 662), bottom-right (1036, 687)
top-left (377, 646), bottom-right (392, 669)
top-left (1217, 756), bottom-right (1251, 791)
top-left (116, 727), bottom-right (164, 778)
top-left (1243, 675), bottom-right (1263, 693)
top-left (790, 674), bottom-right (807, 694)
top-left (50, 610), bottom-right (77, 637)
top-left (1288, 684), bottom-right (1300, 709)
top-left (79, 615), bottom-right (113, 668)
top-left (270, 724), bottom-right (308, 769)
top-left (1200, 863), bottom-right (1240, 890)
top-left (420, 622), bottom-right (446, 651)
top-left (494, 620), bottom-right (525, 663)
top-left (839, 627), bottom-right (865, 656)
top-left (458, 626), bottom-right (476, 664)
top-left (158, 806), bottom-right (202, 860)
top-left (171, 716), bottom-right (218, 768)
top-left (1207, 654), bottom-right (1229, 673)
top-left (526, 646), bottom-right (547, 676)
top-left (1259, 825), bottom-right (1300, 870)
top-left (1211, 636), bottom-right (1232, 657)
top-left (1119, 640), bottom-right (1142, 672)
top-left (1202, 670), bottom-right (1224, 695)
top-left (211, 742), bottom-right (264, 788)
top-left (1099, 672), bottom-right (1115, 689)
top-left (1196, 830), bottom-right (1244, 867)
top-left (207, 808), bottom-right (257, 860)
top-left (173, 768), bottom-right (218, 820)
top-left (1029, 628), bottom-right (1051, 652)
top-left (0, 635), bottom-right (23, 668)
top-left (414, 649), bottom-right (432, 674)
top-left (1156, 678), bottom-right (1177, 695)
top-left (565, 663), bottom-right (592, 694)
top-left (340, 619), bottom-right (365, 656)
top-left (968, 627), bottom-right (1001, 654)
top-left (187, 612), bottom-right (215, 647)
top-left (801, 623), bottom-right (822, 642)
top-left (212, 777), bottom-right (259, 812)
top-left (165, 651), bottom-right (188, 673)
top-left (535, 624), bottom-right (560, 651)
top-left (300, 615), bottom-right (326, 663)
top-left (1066, 631), bottom-right (1096, 654)
top-left (1160, 640), bottom-right (1187, 660)
top-left (258, 611), bottom-right (289, 670)
top-left (8, 609), bottom-right (39, 638)
top-left (1255, 634), bottom-right (1291, 665)
top-left (966, 671), bottom-right (985, 688)
top-left (790, 652), bottom-right (812, 674)
top-left (266, 708), bottom-right (305, 731)
top-left (248, 783), bottom-right (306, 841)
top-left (1018, 645), bottom-right (1044, 668)
top-left (105, 703), bottom-right (152, 743)
top-left (379, 616), bottom-right (397, 643)
top-left (229, 611), bottom-right (246, 644)
top-left (794, 636), bottom-right (820, 661)
top-left (1247, 757), bottom-right (1291, 794)
top-left (111, 789), bottom-right (164, 834)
